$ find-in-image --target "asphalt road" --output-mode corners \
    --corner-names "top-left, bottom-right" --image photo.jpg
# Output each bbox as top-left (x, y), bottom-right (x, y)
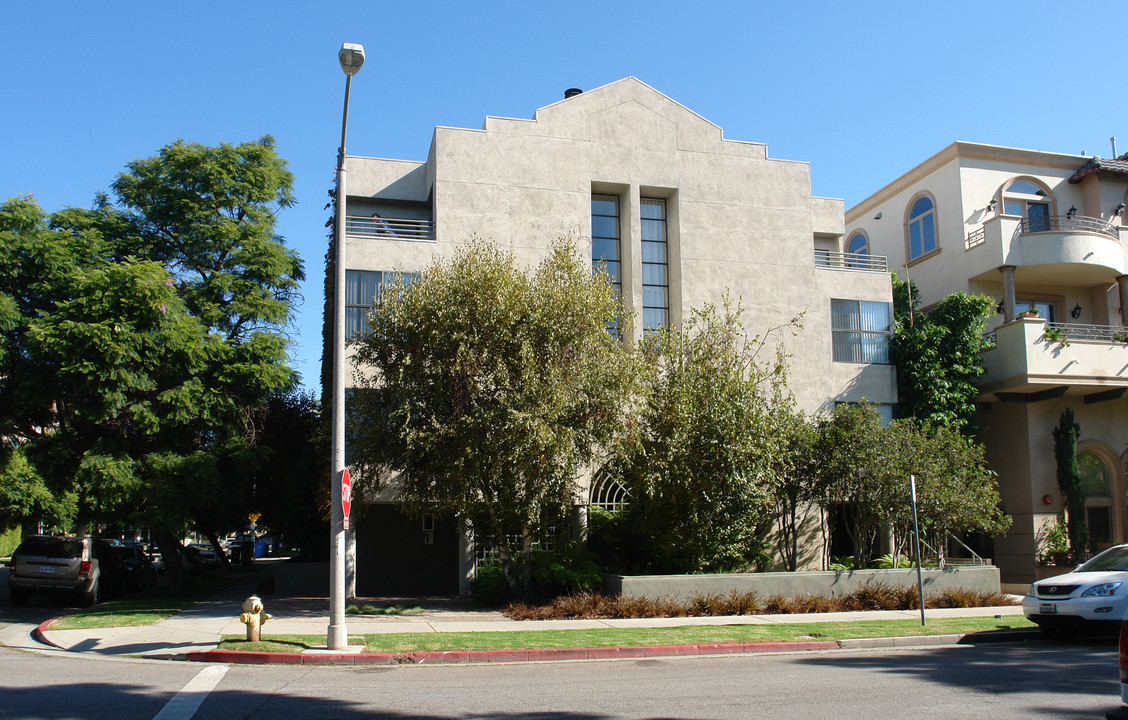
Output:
top-left (0, 635), bottom-right (1121, 720)
top-left (2, 567), bottom-right (1123, 720)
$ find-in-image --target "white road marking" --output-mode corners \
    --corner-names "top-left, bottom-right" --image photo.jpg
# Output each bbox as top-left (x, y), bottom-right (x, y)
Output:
top-left (152, 664), bottom-right (229, 720)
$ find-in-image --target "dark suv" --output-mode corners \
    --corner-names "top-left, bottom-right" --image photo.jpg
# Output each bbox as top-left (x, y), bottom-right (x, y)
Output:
top-left (8, 536), bottom-right (127, 607)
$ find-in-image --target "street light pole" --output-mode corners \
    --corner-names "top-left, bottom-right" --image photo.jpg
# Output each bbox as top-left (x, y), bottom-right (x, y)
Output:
top-left (329, 41), bottom-right (364, 652)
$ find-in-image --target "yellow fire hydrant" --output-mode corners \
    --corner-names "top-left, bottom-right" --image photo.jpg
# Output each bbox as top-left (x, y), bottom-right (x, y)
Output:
top-left (238, 595), bottom-right (272, 642)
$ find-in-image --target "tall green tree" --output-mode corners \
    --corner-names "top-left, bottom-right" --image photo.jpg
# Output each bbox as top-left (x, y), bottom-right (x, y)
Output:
top-left (1052, 408), bottom-right (1087, 562)
top-left (0, 137), bottom-right (302, 584)
top-left (891, 273), bottom-right (992, 433)
top-left (609, 300), bottom-right (786, 573)
top-left (350, 237), bottom-right (636, 594)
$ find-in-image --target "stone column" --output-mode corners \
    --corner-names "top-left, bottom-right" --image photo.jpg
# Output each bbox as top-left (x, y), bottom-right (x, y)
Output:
top-left (999, 265), bottom-right (1017, 323)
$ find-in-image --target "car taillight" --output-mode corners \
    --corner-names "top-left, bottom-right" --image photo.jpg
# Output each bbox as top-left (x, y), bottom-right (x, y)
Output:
top-left (79, 560), bottom-right (92, 576)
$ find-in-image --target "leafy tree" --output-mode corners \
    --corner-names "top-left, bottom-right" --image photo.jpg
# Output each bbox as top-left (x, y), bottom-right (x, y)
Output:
top-left (764, 406), bottom-right (820, 571)
top-left (882, 418), bottom-right (1010, 561)
top-left (1052, 408), bottom-right (1087, 562)
top-left (814, 403), bottom-right (1009, 568)
top-left (813, 403), bottom-right (894, 567)
top-left (609, 300), bottom-right (784, 573)
top-left (891, 273), bottom-right (992, 433)
top-left (0, 137), bottom-right (302, 585)
top-left (350, 237), bottom-right (636, 595)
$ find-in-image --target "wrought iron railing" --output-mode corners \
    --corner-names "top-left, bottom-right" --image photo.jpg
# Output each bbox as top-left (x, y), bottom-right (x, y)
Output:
top-left (814, 250), bottom-right (888, 272)
top-left (1011, 215), bottom-right (1119, 241)
top-left (965, 227), bottom-right (986, 250)
top-left (981, 330), bottom-right (997, 350)
top-left (346, 215), bottom-right (435, 242)
top-left (1045, 322), bottom-right (1128, 343)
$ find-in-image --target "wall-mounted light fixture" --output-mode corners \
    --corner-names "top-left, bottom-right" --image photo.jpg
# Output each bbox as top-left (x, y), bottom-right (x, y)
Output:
top-left (1067, 205), bottom-right (1078, 218)
top-left (1116, 202), bottom-right (1126, 216)
top-left (1072, 304), bottom-right (1083, 319)
top-left (874, 211), bottom-right (883, 220)
top-left (996, 299), bottom-right (1005, 315)
top-left (987, 199), bottom-right (997, 212)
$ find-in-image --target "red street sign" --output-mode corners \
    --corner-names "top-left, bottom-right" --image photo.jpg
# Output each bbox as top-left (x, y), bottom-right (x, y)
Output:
top-left (341, 467), bottom-right (352, 530)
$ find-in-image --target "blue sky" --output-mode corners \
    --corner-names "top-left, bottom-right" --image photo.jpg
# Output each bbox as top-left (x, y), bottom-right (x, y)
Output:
top-left (4, 1), bottom-right (1124, 391)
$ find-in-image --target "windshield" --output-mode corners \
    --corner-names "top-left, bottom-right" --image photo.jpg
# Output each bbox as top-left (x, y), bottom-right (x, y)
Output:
top-left (1078, 546), bottom-right (1128, 572)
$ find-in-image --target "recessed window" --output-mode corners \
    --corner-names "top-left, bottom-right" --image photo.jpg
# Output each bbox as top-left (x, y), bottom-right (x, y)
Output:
top-left (1001, 179), bottom-right (1051, 231)
top-left (641, 198), bottom-right (668, 332)
top-left (907, 195), bottom-right (937, 261)
top-left (847, 231), bottom-right (868, 255)
top-left (344, 270), bottom-right (418, 336)
top-left (1080, 452), bottom-right (1114, 552)
top-left (831, 299), bottom-right (891, 364)
top-left (1015, 298), bottom-right (1056, 322)
top-left (591, 195), bottom-right (621, 296)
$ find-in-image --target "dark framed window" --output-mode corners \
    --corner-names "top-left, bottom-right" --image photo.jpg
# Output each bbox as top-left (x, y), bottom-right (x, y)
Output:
top-left (344, 270), bottom-right (417, 336)
top-left (641, 198), bottom-right (668, 332)
top-left (591, 194), bottom-right (621, 297)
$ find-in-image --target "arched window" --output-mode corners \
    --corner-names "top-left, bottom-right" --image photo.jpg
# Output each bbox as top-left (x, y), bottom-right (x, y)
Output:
top-left (847, 231), bottom-right (868, 255)
top-left (1079, 451), bottom-right (1114, 552)
top-left (906, 195), bottom-right (937, 261)
top-left (589, 475), bottom-right (630, 513)
top-left (1001, 178), bottom-right (1052, 231)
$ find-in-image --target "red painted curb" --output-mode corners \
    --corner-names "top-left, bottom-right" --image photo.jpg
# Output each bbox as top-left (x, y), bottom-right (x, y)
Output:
top-left (186, 639), bottom-right (843, 666)
top-left (33, 617), bottom-right (65, 650)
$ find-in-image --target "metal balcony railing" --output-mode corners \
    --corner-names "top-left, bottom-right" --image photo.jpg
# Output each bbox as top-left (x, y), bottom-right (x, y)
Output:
top-left (346, 215), bottom-right (435, 242)
top-left (965, 227), bottom-right (986, 250)
top-left (814, 250), bottom-right (888, 272)
top-left (1044, 322), bottom-right (1128, 343)
top-left (1011, 215), bottom-right (1120, 242)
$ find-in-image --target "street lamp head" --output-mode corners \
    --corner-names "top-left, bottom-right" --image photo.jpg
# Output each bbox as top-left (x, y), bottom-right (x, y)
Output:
top-left (339, 43), bottom-right (365, 76)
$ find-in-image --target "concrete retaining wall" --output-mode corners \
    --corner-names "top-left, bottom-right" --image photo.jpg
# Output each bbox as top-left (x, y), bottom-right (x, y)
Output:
top-left (604, 566), bottom-right (1000, 603)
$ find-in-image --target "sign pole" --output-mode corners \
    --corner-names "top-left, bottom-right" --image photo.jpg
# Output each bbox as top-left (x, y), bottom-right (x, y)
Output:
top-left (910, 474), bottom-right (926, 626)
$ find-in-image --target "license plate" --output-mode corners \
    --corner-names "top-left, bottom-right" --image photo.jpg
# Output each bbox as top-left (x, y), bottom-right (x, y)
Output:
top-left (1040, 603), bottom-right (1056, 614)
top-left (38, 566), bottom-right (55, 574)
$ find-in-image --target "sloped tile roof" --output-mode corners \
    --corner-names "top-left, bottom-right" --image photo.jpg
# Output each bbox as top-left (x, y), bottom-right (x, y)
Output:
top-left (1069, 152), bottom-right (1128, 183)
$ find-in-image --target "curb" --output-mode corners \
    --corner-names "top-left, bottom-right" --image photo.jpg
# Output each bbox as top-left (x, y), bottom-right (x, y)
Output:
top-left (188, 640), bottom-right (842, 665)
top-left (184, 629), bottom-right (1045, 666)
top-left (33, 617), bottom-right (65, 650)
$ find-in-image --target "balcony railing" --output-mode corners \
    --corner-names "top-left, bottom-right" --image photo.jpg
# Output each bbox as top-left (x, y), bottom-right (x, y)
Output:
top-left (814, 250), bottom-right (888, 272)
top-left (1044, 322), bottom-right (1128, 343)
top-left (1011, 215), bottom-right (1120, 242)
top-left (966, 227), bottom-right (986, 250)
top-left (346, 215), bottom-right (435, 242)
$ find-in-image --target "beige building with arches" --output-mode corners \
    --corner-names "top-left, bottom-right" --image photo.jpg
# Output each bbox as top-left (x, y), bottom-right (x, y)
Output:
top-left (845, 142), bottom-right (1128, 585)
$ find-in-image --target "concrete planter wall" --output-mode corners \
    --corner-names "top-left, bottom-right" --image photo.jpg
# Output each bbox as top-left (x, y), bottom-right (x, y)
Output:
top-left (604, 566), bottom-right (1000, 603)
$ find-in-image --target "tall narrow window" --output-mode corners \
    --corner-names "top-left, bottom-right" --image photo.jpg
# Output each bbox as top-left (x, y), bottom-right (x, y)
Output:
top-left (831, 299), bottom-right (891, 364)
top-left (591, 195), bottom-right (621, 297)
top-left (345, 270), bottom-right (381, 337)
top-left (344, 270), bottom-right (418, 336)
top-left (907, 195), bottom-right (937, 261)
top-left (641, 198), bottom-right (668, 332)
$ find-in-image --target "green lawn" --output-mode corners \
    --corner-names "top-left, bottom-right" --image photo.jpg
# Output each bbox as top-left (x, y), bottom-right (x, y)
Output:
top-left (216, 616), bottom-right (1036, 654)
top-left (50, 577), bottom-right (238, 630)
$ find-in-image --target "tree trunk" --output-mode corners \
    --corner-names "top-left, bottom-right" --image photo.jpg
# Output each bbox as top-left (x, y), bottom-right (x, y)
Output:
top-left (154, 526), bottom-right (192, 589)
top-left (205, 530), bottom-right (230, 569)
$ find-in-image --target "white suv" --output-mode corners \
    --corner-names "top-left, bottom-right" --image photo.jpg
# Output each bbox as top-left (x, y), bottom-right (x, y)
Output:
top-left (1023, 543), bottom-right (1128, 636)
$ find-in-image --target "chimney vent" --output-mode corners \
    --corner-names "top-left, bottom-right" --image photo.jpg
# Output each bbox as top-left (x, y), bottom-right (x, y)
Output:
top-left (564, 88), bottom-right (583, 99)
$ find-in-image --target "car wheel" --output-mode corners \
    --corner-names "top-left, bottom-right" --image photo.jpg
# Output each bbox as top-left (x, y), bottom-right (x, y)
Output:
top-left (9, 588), bottom-right (28, 606)
top-left (82, 580), bottom-right (101, 608)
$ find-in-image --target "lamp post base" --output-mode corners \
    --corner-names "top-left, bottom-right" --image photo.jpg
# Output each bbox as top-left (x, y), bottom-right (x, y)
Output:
top-left (327, 624), bottom-right (348, 651)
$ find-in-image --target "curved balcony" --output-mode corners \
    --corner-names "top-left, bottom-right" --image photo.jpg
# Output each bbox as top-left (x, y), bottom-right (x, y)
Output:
top-left (1003, 215), bottom-right (1125, 283)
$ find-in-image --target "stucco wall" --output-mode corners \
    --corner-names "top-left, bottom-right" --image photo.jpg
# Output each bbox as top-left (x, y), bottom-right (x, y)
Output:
top-left (604, 566), bottom-right (1000, 602)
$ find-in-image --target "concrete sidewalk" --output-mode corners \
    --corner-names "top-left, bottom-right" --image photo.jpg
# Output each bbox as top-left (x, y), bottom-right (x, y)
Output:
top-left (20, 576), bottom-right (1033, 664)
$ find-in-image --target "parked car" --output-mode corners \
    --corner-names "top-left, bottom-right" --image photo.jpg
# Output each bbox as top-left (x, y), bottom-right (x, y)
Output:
top-left (1023, 543), bottom-right (1128, 635)
top-left (8, 536), bottom-right (127, 607)
top-left (186, 544), bottom-right (220, 570)
top-left (112, 544), bottom-right (157, 592)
